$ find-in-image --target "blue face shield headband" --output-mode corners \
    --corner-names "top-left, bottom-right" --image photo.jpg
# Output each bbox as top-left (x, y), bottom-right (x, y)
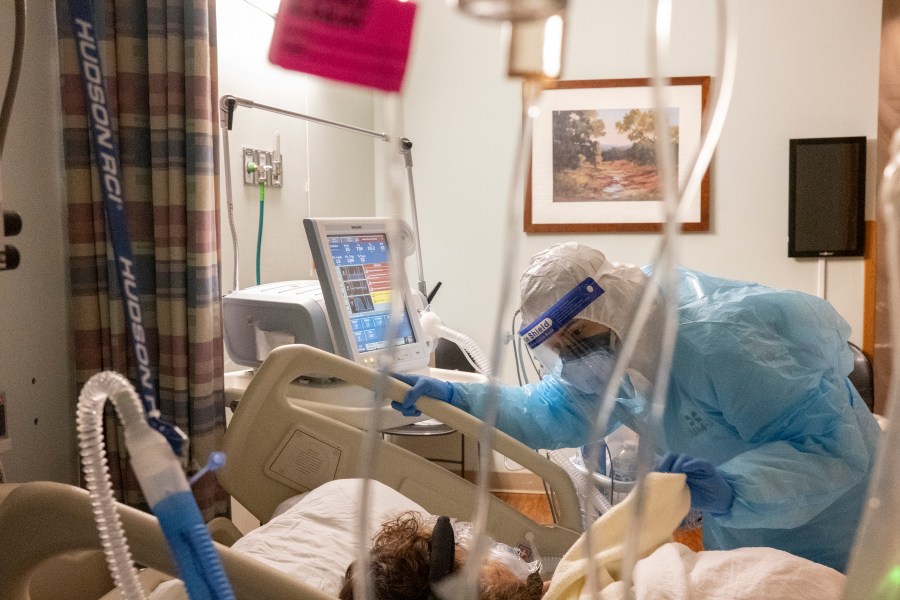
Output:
top-left (518, 277), bottom-right (606, 350)
top-left (519, 278), bottom-right (619, 394)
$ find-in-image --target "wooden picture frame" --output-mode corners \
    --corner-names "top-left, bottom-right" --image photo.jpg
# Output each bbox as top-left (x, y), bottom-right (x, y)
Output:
top-left (525, 76), bottom-right (711, 233)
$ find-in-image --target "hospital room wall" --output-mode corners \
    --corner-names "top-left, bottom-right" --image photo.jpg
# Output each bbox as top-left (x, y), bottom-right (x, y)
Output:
top-left (216, 2), bottom-right (378, 372)
top-left (390, 0), bottom-right (882, 388)
top-left (0, 1), bottom-right (881, 486)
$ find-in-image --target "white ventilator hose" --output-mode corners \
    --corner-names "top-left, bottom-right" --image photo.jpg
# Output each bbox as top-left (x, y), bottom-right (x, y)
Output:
top-left (419, 311), bottom-right (494, 376)
top-left (546, 450), bottom-right (613, 522)
top-left (76, 371), bottom-right (150, 600)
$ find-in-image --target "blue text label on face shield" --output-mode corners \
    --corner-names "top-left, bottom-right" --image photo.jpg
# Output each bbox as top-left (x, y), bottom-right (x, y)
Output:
top-left (519, 278), bottom-right (605, 349)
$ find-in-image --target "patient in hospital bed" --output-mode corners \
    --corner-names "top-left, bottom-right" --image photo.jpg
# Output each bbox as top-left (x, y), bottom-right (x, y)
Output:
top-left (337, 511), bottom-right (545, 600)
top-left (148, 478), bottom-right (424, 599)
top-left (148, 475), bottom-right (844, 600)
top-left (336, 474), bottom-right (845, 600)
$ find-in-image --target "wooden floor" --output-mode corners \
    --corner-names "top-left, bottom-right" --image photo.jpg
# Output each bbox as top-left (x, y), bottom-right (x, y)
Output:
top-left (492, 491), bottom-right (704, 552)
top-left (492, 491), bottom-right (555, 524)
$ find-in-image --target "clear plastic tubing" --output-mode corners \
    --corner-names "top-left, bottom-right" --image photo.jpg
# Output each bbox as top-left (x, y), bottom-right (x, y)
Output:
top-left (419, 311), bottom-right (494, 376)
top-left (439, 325), bottom-right (493, 376)
top-left (76, 371), bottom-right (149, 600)
top-left (841, 131), bottom-right (900, 600)
top-left (549, 449), bottom-right (613, 519)
top-left (78, 371), bottom-right (235, 600)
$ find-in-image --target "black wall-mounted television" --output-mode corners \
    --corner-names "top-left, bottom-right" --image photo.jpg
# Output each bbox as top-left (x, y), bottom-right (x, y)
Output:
top-left (788, 136), bottom-right (866, 258)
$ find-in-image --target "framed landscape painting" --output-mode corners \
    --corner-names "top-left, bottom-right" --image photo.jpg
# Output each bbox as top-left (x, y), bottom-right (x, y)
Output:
top-left (525, 76), bottom-right (711, 233)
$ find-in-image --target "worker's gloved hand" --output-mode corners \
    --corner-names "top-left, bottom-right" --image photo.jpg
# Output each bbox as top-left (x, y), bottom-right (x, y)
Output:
top-left (655, 453), bottom-right (735, 516)
top-left (390, 373), bottom-right (456, 417)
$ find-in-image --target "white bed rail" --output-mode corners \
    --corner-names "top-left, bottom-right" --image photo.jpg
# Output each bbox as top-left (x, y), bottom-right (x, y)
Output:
top-left (219, 344), bottom-right (584, 554)
top-left (0, 481), bottom-right (335, 600)
top-left (0, 344), bottom-right (585, 599)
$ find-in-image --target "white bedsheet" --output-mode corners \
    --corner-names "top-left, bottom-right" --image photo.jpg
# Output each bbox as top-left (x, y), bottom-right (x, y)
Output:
top-left (634, 542), bottom-right (844, 600)
top-left (150, 476), bottom-right (845, 600)
top-left (149, 478), bottom-right (425, 599)
top-left (544, 473), bottom-right (846, 600)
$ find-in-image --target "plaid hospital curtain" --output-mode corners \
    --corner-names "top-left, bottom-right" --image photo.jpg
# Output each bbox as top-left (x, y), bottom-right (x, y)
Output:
top-left (56, 0), bottom-right (227, 519)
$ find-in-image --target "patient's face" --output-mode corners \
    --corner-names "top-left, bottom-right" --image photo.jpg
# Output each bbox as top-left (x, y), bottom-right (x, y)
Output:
top-left (338, 512), bottom-right (545, 600)
top-left (478, 561), bottom-right (545, 599)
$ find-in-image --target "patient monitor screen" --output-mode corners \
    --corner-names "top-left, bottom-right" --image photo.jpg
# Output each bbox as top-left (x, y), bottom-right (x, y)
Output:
top-left (305, 216), bottom-right (429, 371)
top-left (327, 233), bottom-right (416, 353)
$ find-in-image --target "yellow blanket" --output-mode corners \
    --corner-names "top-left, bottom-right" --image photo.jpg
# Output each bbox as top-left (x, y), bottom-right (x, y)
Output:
top-left (544, 472), bottom-right (690, 600)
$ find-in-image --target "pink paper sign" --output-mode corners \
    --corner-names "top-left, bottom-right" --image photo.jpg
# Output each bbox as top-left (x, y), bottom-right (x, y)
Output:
top-left (269, 0), bottom-right (418, 93)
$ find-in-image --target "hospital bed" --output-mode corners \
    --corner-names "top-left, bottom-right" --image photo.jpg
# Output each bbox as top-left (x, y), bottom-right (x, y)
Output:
top-left (0, 344), bottom-right (585, 599)
top-left (0, 343), bottom-right (856, 600)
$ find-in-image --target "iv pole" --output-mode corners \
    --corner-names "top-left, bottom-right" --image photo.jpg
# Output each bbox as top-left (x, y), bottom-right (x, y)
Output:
top-left (218, 94), bottom-right (429, 297)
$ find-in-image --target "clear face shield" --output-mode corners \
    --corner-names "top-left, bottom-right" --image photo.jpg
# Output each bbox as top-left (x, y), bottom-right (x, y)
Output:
top-left (518, 277), bottom-right (617, 395)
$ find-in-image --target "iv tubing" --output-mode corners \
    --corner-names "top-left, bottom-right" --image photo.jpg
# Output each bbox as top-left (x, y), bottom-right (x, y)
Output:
top-left (447, 79), bottom-right (543, 600)
top-left (579, 0), bottom-right (737, 501)
top-left (577, 2), bottom-right (737, 596)
top-left (841, 130), bottom-right (900, 599)
top-left (352, 95), bottom-right (410, 600)
top-left (676, 0), bottom-right (737, 222)
top-left (619, 2), bottom-right (683, 593)
top-left (76, 371), bottom-right (150, 600)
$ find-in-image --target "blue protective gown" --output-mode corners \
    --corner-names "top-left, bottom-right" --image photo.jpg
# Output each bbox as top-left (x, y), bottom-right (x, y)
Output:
top-left (449, 267), bottom-right (880, 571)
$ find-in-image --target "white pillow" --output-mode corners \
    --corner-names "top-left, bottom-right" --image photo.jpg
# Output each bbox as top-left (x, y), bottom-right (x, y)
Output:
top-left (149, 478), bottom-right (426, 599)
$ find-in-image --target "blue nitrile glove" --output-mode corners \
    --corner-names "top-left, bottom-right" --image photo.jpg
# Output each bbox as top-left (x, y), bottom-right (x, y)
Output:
top-left (655, 453), bottom-right (735, 516)
top-left (390, 373), bottom-right (456, 417)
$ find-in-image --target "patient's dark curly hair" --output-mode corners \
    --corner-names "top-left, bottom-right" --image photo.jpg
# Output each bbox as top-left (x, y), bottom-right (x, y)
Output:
top-left (338, 511), bottom-right (544, 600)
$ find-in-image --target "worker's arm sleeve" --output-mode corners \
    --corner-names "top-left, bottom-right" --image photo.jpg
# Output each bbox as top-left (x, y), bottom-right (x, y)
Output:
top-left (449, 376), bottom-right (637, 451)
top-left (688, 323), bottom-right (873, 530)
top-left (714, 404), bottom-right (871, 530)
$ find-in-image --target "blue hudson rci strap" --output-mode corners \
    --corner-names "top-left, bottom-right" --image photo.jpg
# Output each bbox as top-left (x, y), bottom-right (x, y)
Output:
top-left (67, 0), bottom-right (186, 457)
top-left (518, 277), bottom-right (605, 350)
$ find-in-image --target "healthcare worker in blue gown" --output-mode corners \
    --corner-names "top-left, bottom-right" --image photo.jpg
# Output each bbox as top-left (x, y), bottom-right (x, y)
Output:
top-left (393, 242), bottom-right (880, 572)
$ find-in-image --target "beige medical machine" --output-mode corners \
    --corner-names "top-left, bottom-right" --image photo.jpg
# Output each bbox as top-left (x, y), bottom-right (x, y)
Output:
top-left (0, 344), bottom-right (583, 599)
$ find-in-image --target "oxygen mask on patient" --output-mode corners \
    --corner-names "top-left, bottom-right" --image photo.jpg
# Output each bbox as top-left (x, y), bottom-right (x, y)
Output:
top-left (425, 516), bottom-right (542, 582)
